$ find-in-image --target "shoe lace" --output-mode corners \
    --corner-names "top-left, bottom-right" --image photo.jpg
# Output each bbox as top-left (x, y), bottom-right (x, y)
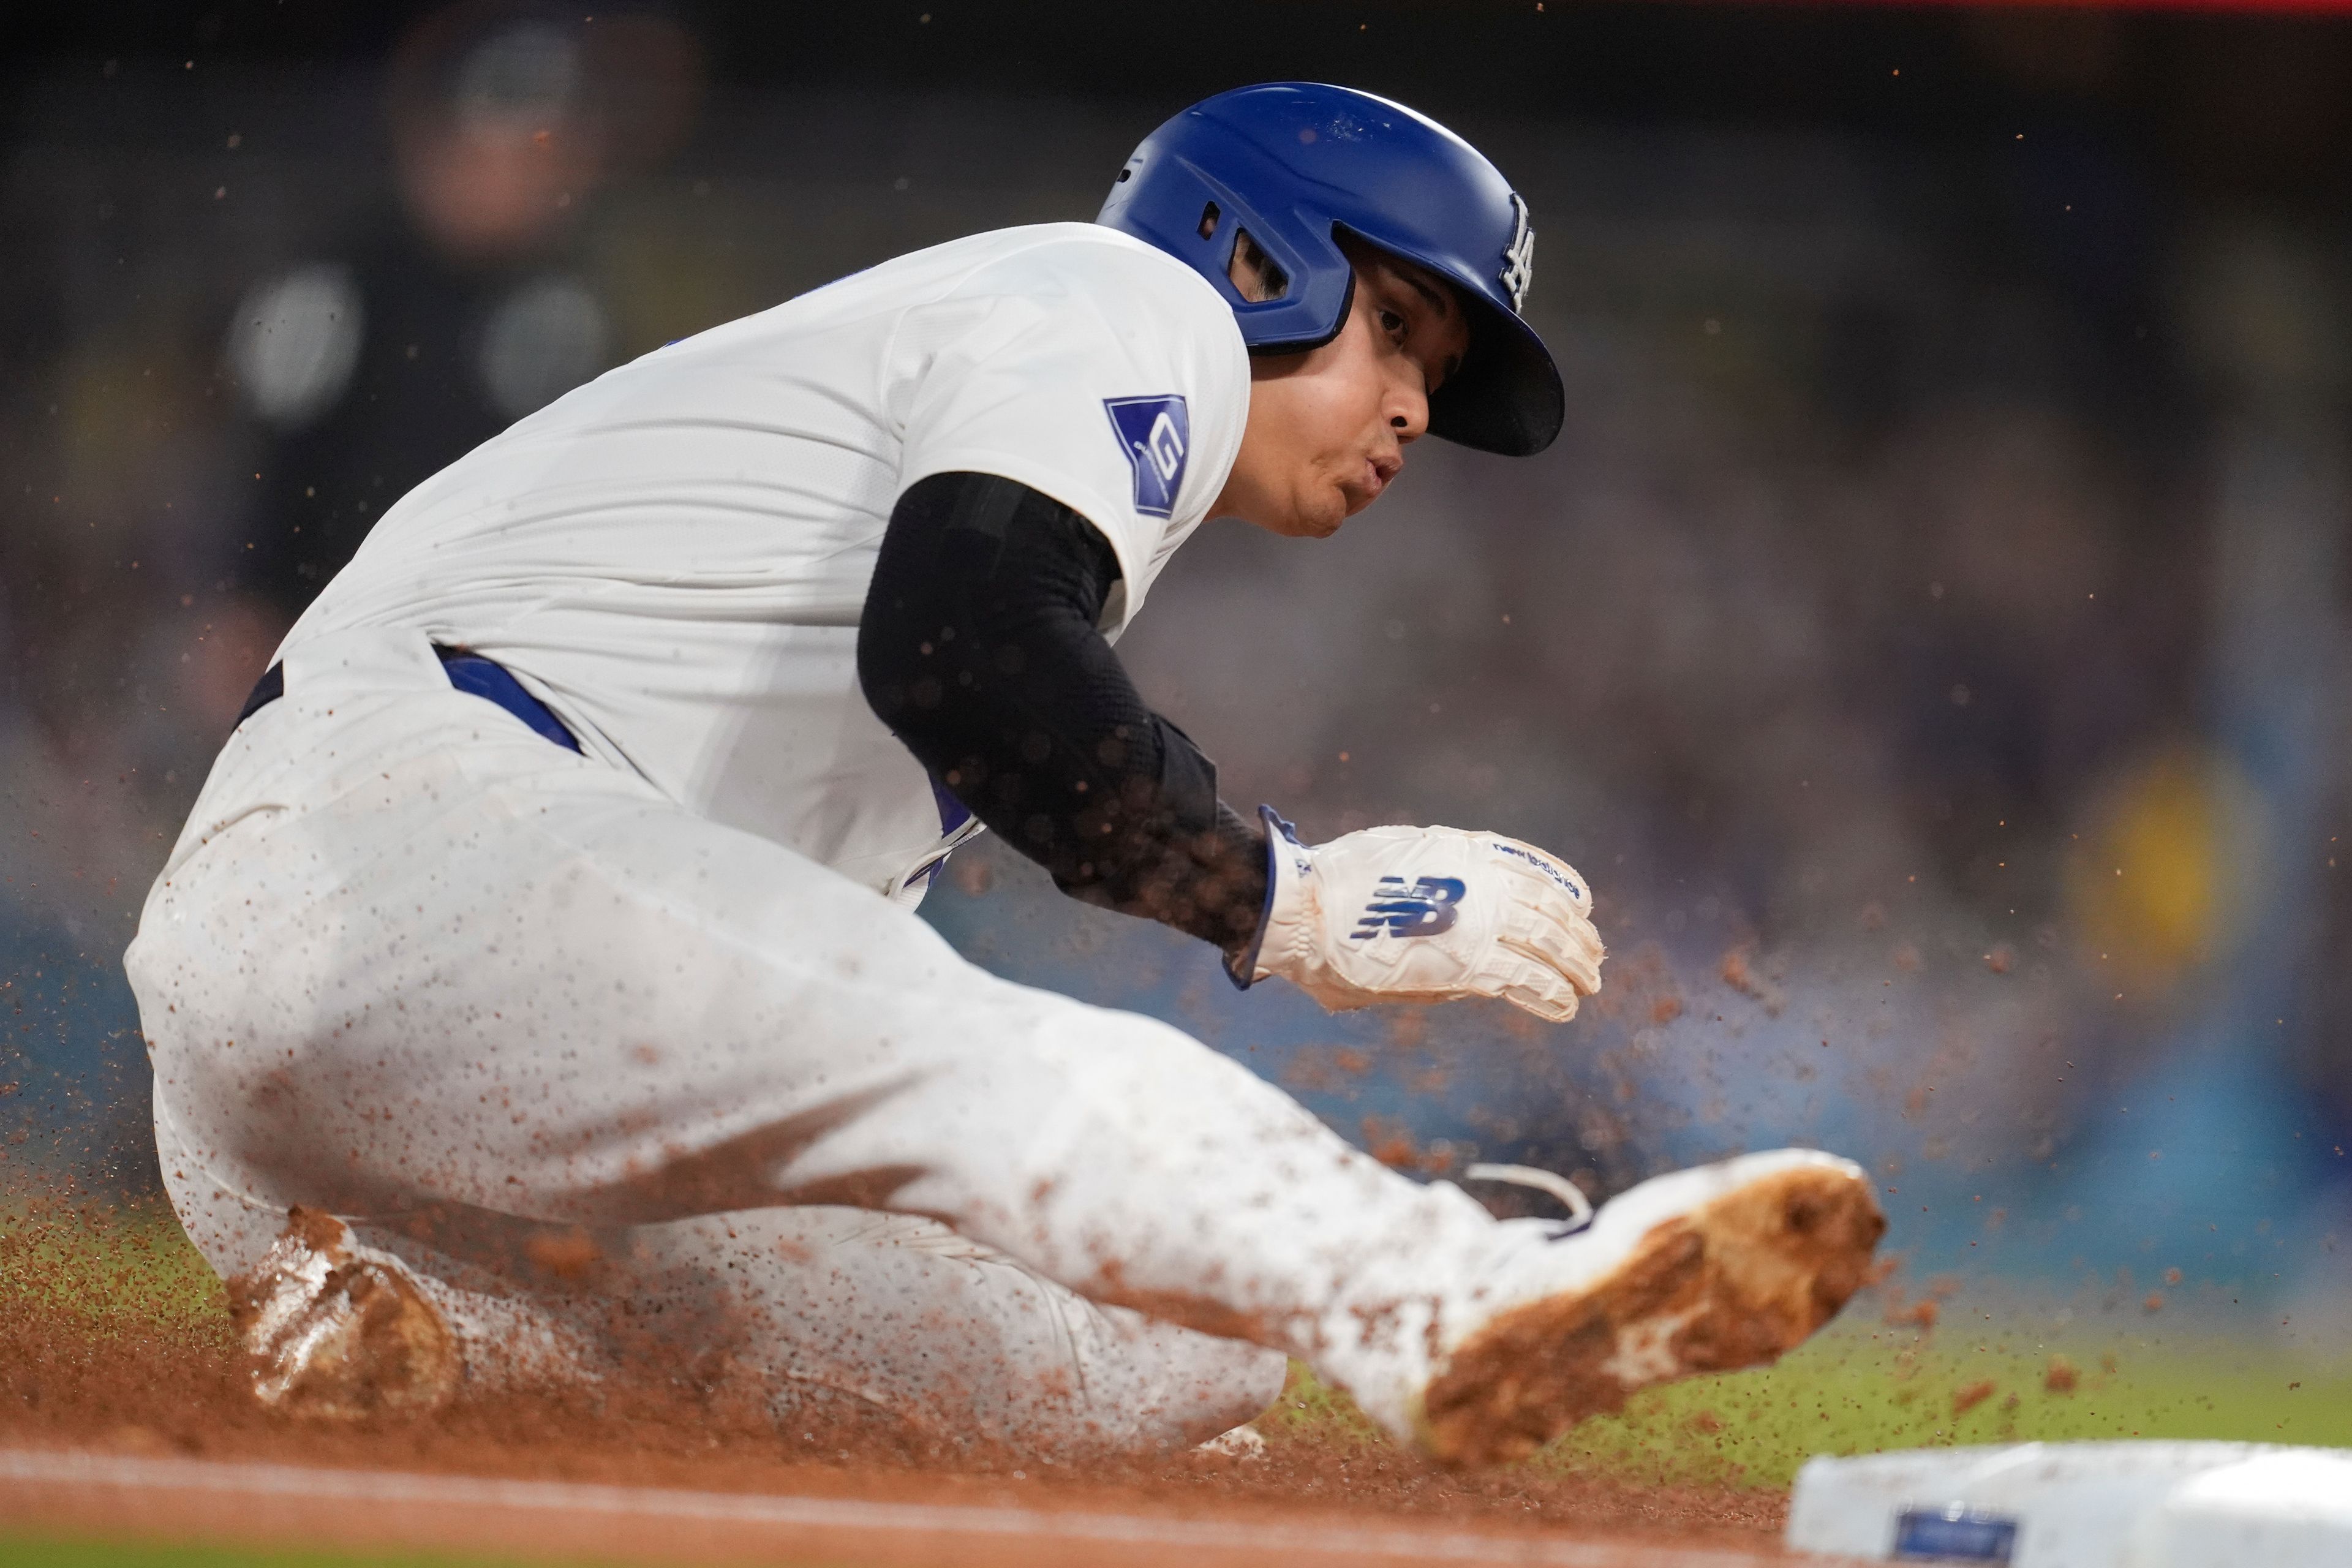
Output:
top-left (1464, 1162), bottom-right (1594, 1236)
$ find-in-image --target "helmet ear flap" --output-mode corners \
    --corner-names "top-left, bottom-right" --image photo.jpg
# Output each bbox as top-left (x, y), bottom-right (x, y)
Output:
top-left (1099, 145), bottom-right (1354, 352)
top-left (1246, 267), bottom-right (1352, 358)
top-left (1226, 209), bottom-right (1350, 351)
top-left (1224, 224), bottom-right (1283, 302)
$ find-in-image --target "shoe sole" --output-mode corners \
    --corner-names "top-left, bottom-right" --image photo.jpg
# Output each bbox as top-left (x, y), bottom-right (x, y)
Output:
top-left (228, 1206), bottom-right (461, 1421)
top-left (1417, 1162), bottom-right (1884, 1467)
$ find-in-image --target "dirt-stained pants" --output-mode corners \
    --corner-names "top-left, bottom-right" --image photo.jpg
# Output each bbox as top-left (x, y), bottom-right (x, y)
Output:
top-left (127, 628), bottom-right (1507, 1452)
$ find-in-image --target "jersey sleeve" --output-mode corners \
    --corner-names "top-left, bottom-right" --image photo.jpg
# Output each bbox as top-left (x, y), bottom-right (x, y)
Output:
top-left (892, 238), bottom-right (1246, 629)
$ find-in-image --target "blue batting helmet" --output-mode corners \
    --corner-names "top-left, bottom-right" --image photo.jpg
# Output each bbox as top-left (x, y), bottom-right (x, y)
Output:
top-left (1098, 82), bottom-right (1562, 457)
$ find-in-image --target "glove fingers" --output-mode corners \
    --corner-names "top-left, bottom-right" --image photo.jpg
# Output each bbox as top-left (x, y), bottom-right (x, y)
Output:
top-left (1496, 860), bottom-right (1608, 959)
top-left (1482, 835), bottom-right (1594, 916)
top-left (1479, 956), bottom-right (1582, 1022)
top-left (1498, 895), bottom-right (1605, 995)
top-left (1494, 856), bottom-right (1597, 929)
top-left (1499, 935), bottom-right (1601, 1000)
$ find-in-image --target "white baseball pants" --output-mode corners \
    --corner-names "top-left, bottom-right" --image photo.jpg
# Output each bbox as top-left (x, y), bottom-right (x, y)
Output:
top-left (127, 628), bottom-right (1509, 1452)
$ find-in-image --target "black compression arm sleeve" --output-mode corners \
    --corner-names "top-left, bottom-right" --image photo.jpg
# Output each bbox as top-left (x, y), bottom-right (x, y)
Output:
top-left (858, 472), bottom-right (1267, 957)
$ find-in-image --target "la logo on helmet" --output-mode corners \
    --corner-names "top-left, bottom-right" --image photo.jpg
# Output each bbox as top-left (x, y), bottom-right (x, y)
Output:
top-left (1499, 194), bottom-right (1536, 315)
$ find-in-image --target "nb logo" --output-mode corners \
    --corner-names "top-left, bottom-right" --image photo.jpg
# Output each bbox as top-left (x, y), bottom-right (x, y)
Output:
top-left (1498, 193), bottom-right (1536, 314)
top-left (1351, 875), bottom-right (1466, 940)
top-left (1103, 394), bottom-right (1191, 519)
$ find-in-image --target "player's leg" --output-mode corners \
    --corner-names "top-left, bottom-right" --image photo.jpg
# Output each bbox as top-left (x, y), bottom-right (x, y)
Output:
top-left (157, 1101), bottom-right (597, 1411)
top-left (480, 1207), bottom-right (1288, 1457)
top-left (135, 722), bottom-right (1468, 1415)
top-left (132, 632), bottom-right (1479, 1359)
top-left (160, 1104), bottom-right (1283, 1453)
top-left (132, 628), bottom-right (1874, 1457)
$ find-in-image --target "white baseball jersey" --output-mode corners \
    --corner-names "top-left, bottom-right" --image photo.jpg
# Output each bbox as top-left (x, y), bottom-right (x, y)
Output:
top-left (276, 222), bottom-right (1250, 901)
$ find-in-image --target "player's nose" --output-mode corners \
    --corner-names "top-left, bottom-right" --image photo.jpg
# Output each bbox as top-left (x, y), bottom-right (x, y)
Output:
top-left (1385, 368), bottom-right (1431, 444)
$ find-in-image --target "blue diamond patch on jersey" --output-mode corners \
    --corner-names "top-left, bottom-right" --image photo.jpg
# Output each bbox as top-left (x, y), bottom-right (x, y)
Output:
top-left (1103, 394), bottom-right (1191, 519)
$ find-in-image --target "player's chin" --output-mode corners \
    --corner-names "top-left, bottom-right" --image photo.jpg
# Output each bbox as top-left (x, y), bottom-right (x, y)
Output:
top-left (1278, 492), bottom-right (1352, 538)
top-left (1327, 483), bottom-right (1385, 529)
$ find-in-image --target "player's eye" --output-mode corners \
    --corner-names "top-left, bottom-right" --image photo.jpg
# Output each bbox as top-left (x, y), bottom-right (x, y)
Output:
top-left (1378, 307), bottom-right (1408, 344)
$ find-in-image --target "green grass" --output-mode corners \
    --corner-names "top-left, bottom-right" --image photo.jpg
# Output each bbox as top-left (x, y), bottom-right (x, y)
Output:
top-left (1552, 1326), bottom-right (2351, 1489)
top-left (1256, 1324), bottom-right (2352, 1490)
top-left (0, 1537), bottom-right (605, 1568)
top-left (0, 1200), bottom-right (223, 1333)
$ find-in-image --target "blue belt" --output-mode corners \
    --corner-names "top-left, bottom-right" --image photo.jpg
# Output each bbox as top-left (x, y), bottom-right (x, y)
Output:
top-left (236, 646), bottom-right (582, 753)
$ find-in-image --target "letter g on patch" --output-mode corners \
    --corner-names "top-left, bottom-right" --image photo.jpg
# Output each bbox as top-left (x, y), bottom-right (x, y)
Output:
top-left (1103, 394), bottom-right (1189, 519)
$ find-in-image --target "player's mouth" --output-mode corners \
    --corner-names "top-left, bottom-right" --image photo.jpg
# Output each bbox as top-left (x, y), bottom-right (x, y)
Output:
top-left (1356, 453), bottom-right (1403, 506)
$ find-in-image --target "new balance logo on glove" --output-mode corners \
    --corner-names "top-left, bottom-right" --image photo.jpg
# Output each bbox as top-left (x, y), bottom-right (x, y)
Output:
top-left (1351, 876), bottom-right (1466, 940)
top-left (1243, 808), bottom-right (1604, 1022)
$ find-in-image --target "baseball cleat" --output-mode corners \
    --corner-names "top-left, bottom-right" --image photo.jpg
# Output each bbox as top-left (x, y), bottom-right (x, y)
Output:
top-left (227, 1205), bottom-right (459, 1420)
top-left (1417, 1149), bottom-right (1883, 1467)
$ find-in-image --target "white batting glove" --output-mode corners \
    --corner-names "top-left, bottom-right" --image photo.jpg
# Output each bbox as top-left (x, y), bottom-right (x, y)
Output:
top-left (1234, 809), bottom-right (1604, 1022)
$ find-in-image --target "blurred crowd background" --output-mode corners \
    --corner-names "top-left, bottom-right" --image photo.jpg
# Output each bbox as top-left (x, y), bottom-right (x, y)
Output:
top-left (7, 1), bottom-right (2352, 1338)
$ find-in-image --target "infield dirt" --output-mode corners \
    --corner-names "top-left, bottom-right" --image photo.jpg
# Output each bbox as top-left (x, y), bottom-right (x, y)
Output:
top-left (1, 1201), bottom-right (1802, 1566)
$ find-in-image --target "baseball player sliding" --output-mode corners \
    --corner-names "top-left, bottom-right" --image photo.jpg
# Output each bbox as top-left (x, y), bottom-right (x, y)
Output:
top-left (128, 84), bottom-right (1881, 1466)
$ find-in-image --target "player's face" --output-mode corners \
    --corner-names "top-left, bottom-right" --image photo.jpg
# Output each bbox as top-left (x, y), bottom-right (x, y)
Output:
top-left (1215, 242), bottom-right (1472, 539)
